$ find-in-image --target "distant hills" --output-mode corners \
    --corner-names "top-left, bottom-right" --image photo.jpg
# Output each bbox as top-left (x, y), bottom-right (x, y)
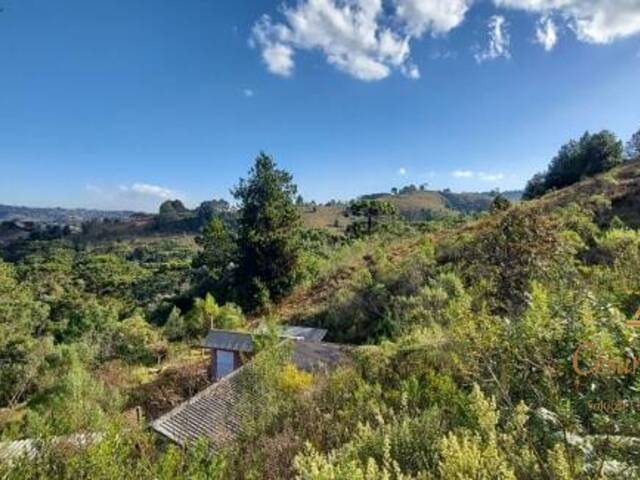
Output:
top-left (1, 188), bottom-right (522, 228)
top-left (0, 188), bottom-right (523, 246)
top-left (0, 204), bottom-right (139, 225)
top-left (301, 189), bottom-right (523, 232)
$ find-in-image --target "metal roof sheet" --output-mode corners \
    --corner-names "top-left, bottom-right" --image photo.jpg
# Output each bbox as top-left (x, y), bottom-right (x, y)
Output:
top-left (201, 330), bottom-right (255, 352)
top-left (201, 326), bottom-right (328, 352)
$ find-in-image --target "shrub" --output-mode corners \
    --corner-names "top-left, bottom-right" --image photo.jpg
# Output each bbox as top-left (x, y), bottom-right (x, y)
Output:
top-left (113, 315), bottom-right (166, 364)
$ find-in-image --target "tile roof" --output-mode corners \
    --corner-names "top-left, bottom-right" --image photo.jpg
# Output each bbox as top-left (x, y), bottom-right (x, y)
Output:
top-left (150, 341), bottom-right (350, 449)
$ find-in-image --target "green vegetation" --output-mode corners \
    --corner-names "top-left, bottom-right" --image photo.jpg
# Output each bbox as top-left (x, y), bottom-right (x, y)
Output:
top-left (232, 152), bottom-right (302, 311)
top-left (627, 127), bottom-right (640, 160)
top-left (524, 130), bottom-right (625, 200)
top-left (3, 144), bottom-right (640, 477)
top-left (347, 199), bottom-right (398, 236)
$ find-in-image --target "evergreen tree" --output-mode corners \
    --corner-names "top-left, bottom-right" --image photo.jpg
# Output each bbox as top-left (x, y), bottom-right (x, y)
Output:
top-left (524, 130), bottom-right (624, 199)
top-left (522, 172), bottom-right (547, 200)
top-left (348, 199), bottom-right (398, 236)
top-left (194, 217), bottom-right (236, 280)
top-left (232, 153), bottom-right (301, 310)
top-left (627, 128), bottom-right (640, 160)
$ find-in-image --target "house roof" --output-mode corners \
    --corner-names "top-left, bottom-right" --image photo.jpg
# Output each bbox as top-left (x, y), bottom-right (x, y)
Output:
top-left (201, 326), bottom-right (327, 352)
top-left (150, 341), bottom-right (350, 449)
top-left (202, 330), bottom-right (254, 352)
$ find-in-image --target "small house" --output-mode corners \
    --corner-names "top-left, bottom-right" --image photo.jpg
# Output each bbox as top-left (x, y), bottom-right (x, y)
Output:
top-left (151, 326), bottom-right (349, 449)
top-left (201, 326), bottom-right (328, 381)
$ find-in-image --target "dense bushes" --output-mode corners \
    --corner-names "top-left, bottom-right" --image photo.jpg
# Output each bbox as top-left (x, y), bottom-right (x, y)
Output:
top-left (4, 154), bottom-right (640, 477)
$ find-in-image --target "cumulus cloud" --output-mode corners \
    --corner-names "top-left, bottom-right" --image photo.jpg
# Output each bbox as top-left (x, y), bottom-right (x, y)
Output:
top-left (475, 15), bottom-right (510, 63)
top-left (251, 0), bottom-right (474, 81)
top-left (494, 0), bottom-right (640, 44)
top-left (398, 167), bottom-right (407, 175)
top-left (243, 88), bottom-right (255, 97)
top-left (251, 0), bottom-right (413, 81)
top-left (535, 16), bottom-right (558, 50)
top-left (395, 0), bottom-right (472, 37)
top-left (251, 0), bottom-right (640, 80)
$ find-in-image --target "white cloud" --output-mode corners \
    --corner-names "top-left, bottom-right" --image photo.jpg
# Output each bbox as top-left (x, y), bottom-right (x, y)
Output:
top-left (535, 16), bottom-right (558, 50)
top-left (243, 88), bottom-right (255, 97)
top-left (252, 0), bottom-right (417, 82)
top-left (451, 170), bottom-right (505, 181)
top-left (395, 0), bottom-right (472, 37)
top-left (398, 167), bottom-right (407, 175)
top-left (494, 0), bottom-right (640, 44)
top-left (475, 15), bottom-right (511, 63)
top-left (263, 42), bottom-right (296, 76)
top-left (253, 0), bottom-right (473, 81)
top-left (251, 0), bottom-right (640, 80)
top-left (120, 183), bottom-right (177, 200)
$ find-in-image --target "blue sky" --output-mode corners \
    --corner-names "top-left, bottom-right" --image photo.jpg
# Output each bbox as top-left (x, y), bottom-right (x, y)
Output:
top-left (1, 0), bottom-right (639, 212)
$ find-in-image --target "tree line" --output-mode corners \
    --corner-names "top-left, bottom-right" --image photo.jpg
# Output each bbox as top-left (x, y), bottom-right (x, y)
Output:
top-left (523, 127), bottom-right (640, 200)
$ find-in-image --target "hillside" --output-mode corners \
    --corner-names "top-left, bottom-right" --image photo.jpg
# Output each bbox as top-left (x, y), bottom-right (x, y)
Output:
top-left (276, 160), bottom-right (640, 326)
top-left (0, 204), bottom-right (138, 225)
top-left (0, 187), bottom-right (518, 248)
top-left (535, 160), bottom-right (640, 227)
top-left (2, 160), bottom-right (640, 478)
top-left (300, 188), bottom-right (523, 229)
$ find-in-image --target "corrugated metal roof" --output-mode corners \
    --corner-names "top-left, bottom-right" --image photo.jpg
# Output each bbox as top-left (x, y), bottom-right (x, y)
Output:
top-left (201, 330), bottom-right (255, 352)
top-left (201, 326), bottom-right (328, 352)
top-left (150, 341), bottom-right (350, 449)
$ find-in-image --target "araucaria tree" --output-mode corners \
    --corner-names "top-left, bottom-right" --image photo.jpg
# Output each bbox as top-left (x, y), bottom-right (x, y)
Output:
top-left (348, 199), bottom-right (398, 236)
top-left (232, 152), bottom-right (301, 310)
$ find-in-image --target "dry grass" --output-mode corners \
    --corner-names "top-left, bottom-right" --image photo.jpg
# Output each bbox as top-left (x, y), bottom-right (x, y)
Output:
top-left (300, 205), bottom-right (352, 233)
top-left (299, 191), bottom-right (458, 233)
top-left (535, 160), bottom-right (640, 226)
top-left (387, 191), bottom-right (451, 217)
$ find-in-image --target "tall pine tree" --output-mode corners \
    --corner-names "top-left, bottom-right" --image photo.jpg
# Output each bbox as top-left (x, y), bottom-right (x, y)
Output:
top-left (232, 153), bottom-right (301, 310)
